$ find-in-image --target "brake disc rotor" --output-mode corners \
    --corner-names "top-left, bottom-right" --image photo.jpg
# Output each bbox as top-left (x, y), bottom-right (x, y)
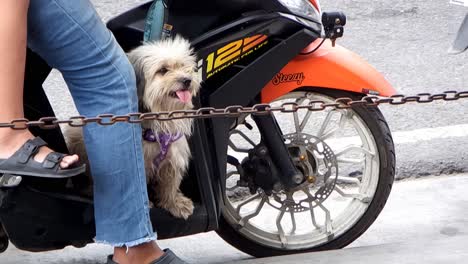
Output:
top-left (266, 133), bottom-right (339, 212)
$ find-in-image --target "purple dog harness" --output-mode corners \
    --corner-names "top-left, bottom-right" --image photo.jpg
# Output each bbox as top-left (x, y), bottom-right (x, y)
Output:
top-left (143, 129), bottom-right (183, 169)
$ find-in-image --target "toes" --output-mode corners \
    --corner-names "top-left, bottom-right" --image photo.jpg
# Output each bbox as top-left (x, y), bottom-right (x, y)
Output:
top-left (60, 155), bottom-right (79, 169)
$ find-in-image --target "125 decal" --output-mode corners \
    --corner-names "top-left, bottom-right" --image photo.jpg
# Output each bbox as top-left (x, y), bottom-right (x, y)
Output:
top-left (204, 34), bottom-right (268, 79)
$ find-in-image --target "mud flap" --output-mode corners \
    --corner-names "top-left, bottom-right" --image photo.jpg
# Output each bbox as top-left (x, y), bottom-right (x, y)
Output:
top-left (449, 13), bottom-right (468, 54)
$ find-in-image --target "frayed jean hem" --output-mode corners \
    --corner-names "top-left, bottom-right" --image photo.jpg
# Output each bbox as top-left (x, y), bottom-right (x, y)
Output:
top-left (94, 234), bottom-right (157, 248)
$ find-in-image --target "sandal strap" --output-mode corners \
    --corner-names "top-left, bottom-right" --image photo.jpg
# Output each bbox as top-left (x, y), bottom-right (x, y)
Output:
top-left (107, 250), bottom-right (186, 264)
top-left (151, 249), bottom-right (187, 264)
top-left (43, 152), bottom-right (66, 169)
top-left (17, 137), bottom-right (48, 164)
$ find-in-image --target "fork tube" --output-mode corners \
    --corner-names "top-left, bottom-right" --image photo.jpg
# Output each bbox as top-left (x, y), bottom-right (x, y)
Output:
top-left (253, 114), bottom-right (303, 189)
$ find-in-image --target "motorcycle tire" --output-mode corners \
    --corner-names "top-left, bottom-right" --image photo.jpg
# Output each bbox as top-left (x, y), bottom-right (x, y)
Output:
top-left (216, 89), bottom-right (395, 257)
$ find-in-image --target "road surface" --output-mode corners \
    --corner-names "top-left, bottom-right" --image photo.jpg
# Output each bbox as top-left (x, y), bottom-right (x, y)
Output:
top-left (2, 174), bottom-right (468, 263)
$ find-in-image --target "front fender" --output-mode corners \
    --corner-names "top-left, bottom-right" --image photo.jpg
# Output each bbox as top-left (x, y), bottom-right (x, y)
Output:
top-left (261, 40), bottom-right (396, 103)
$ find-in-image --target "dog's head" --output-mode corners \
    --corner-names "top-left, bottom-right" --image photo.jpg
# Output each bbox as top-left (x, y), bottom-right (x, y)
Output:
top-left (129, 36), bottom-right (201, 113)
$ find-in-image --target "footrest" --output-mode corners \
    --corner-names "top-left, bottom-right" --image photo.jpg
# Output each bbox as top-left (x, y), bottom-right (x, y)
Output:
top-left (0, 174), bottom-right (22, 188)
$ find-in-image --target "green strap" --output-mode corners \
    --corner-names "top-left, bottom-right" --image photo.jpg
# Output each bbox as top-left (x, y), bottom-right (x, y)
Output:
top-left (144, 0), bottom-right (166, 42)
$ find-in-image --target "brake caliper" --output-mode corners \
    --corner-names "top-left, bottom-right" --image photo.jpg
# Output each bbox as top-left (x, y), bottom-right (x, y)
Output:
top-left (240, 144), bottom-right (282, 196)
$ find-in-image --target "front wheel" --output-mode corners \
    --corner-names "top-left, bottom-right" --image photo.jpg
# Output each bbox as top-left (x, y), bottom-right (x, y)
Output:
top-left (216, 89), bottom-right (395, 257)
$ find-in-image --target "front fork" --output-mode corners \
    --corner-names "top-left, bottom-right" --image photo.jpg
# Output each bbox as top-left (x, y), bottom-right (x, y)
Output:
top-left (253, 114), bottom-right (303, 190)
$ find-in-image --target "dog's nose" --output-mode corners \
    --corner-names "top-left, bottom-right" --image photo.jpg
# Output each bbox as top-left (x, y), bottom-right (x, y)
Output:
top-left (181, 78), bottom-right (192, 88)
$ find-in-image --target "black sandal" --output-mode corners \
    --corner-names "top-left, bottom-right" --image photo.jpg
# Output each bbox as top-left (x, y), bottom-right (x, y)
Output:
top-left (107, 249), bottom-right (188, 264)
top-left (0, 137), bottom-right (85, 178)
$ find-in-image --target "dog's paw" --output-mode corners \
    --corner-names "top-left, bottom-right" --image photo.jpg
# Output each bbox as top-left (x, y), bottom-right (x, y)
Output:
top-left (166, 194), bottom-right (194, 220)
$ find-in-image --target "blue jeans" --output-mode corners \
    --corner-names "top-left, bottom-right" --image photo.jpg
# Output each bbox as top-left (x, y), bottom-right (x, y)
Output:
top-left (27, 0), bottom-right (156, 247)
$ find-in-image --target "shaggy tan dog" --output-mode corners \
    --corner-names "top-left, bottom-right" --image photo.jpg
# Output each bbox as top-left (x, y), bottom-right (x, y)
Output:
top-left (66, 37), bottom-right (200, 219)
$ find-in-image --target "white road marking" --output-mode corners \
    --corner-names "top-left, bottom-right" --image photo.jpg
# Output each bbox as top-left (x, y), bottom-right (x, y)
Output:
top-left (324, 124), bottom-right (468, 146)
top-left (392, 124), bottom-right (468, 144)
top-left (227, 124), bottom-right (468, 161)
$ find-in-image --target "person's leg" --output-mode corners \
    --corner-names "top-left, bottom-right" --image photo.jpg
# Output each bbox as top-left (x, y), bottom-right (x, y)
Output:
top-left (27, 1), bottom-right (165, 263)
top-left (0, 0), bottom-right (78, 170)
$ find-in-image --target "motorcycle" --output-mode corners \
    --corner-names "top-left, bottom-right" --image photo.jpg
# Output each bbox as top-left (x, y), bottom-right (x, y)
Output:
top-left (0, 0), bottom-right (396, 258)
top-left (450, 0), bottom-right (468, 54)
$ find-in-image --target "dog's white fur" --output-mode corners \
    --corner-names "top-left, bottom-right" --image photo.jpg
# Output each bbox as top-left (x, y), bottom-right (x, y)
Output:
top-left (65, 37), bottom-right (200, 219)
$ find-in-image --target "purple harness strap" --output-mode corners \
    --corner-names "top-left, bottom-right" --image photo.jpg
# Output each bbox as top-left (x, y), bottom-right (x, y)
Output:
top-left (143, 129), bottom-right (183, 169)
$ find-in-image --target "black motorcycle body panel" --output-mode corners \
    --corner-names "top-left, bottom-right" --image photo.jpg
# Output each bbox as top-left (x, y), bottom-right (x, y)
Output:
top-left (0, 1), bottom-right (320, 252)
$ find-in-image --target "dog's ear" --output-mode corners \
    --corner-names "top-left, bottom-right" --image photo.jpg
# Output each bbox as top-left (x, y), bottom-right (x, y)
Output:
top-left (127, 49), bottom-right (147, 102)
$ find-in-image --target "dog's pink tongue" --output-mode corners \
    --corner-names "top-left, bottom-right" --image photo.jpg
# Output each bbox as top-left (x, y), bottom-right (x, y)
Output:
top-left (176, 90), bottom-right (192, 103)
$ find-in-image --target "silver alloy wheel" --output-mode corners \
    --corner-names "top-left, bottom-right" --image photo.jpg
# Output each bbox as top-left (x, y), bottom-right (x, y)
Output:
top-left (224, 91), bottom-right (380, 250)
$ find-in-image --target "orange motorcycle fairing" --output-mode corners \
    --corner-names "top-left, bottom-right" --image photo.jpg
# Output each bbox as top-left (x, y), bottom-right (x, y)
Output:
top-left (261, 39), bottom-right (396, 103)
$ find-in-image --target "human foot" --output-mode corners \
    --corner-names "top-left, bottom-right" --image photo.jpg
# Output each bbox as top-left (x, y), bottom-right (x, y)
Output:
top-left (112, 242), bottom-right (166, 264)
top-left (0, 130), bottom-right (79, 170)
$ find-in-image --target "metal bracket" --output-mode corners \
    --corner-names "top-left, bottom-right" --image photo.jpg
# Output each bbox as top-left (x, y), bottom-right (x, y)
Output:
top-left (322, 12), bottom-right (347, 46)
top-left (0, 174), bottom-right (22, 188)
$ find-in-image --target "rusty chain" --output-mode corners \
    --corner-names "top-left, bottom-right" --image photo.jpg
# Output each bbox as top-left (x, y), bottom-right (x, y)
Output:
top-left (1, 90), bottom-right (467, 130)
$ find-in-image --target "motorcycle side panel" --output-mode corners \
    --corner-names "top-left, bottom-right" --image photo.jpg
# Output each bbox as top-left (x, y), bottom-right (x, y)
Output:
top-left (449, 13), bottom-right (468, 54)
top-left (261, 40), bottom-right (397, 103)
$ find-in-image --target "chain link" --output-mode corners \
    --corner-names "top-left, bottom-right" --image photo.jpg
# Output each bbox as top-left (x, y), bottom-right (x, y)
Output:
top-left (1, 90), bottom-right (467, 130)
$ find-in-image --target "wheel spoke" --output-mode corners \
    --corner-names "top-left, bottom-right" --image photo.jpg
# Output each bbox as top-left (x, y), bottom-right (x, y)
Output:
top-left (299, 110), bottom-right (313, 132)
top-left (236, 194), bottom-right (261, 215)
top-left (231, 129), bottom-right (256, 147)
top-left (226, 171), bottom-right (240, 191)
top-left (303, 188), bottom-right (324, 230)
top-left (335, 145), bottom-right (375, 157)
top-left (292, 97), bottom-right (312, 133)
top-left (309, 202), bottom-right (321, 230)
top-left (334, 186), bottom-right (372, 204)
top-left (304, 184), bottom-right (333, 235)
top-left (337, 176), bottom-right (361, 185)
top-left (318, 111), bottom-right (350, 140)
top-left (337, 157), bottom-right (365, 164)
top-left (321, 127), bottom-right (339, 140)
top-left (276, 206), bottom-right (288, 247)
top-left (238, 196), bottom-right (266, 227)
top-left (338, 111), bottom-right (348, 129)
top-left (317, 110), bottom-right (334, 138)
top-left (289, 210), bottom-right (297, 234)
top-left (227, 184), bottom-right (239, 192)
top-left (226, 171), bottom-right (238, 178)
top-left (284, 193), bottom-right (297, 234)
top-left (228, 139), bottom-right (250, 153)
top-left (293, 111), bottom-right (301, 133)
top-left (318, 204), bottom-right (333, 235)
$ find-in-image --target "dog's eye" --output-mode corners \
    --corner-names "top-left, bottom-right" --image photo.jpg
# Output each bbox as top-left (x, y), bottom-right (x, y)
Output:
top-left (157, 67), bottom-right (169, 75)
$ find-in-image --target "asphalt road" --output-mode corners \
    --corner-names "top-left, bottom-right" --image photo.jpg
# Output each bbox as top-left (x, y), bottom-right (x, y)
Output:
top-left (2, 174), bottom-right (468, 263)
